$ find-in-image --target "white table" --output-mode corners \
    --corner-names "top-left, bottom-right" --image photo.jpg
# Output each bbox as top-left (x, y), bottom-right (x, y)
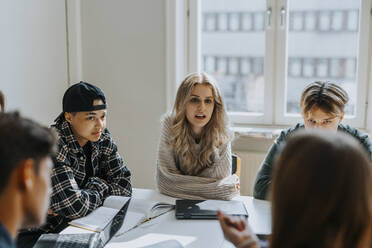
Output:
top-left (62, 188), bottom-right (271, 248)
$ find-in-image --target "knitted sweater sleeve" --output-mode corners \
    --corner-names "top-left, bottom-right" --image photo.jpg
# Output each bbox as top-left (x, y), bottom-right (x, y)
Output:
top-left (198, 142), bottom-right (232, 179)
top-left (155, 116), bottom-right (239, 200)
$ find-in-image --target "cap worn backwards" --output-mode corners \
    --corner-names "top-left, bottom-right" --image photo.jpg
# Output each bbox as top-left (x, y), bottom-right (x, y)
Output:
top-left (55, 81), bottom-right (107, 122)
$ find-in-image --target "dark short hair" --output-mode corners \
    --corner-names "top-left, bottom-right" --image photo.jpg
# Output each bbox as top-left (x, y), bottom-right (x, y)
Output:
top-left (300, 81), bottom-right (348, 117)
top-left (270, 131), bottom-right (372, 248)
top-left (0, 112), bottom-right (57, 193)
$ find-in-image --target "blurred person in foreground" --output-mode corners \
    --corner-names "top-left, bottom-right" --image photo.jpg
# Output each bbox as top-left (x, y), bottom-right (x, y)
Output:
top-left (219, 130), bottom-right (372, 248)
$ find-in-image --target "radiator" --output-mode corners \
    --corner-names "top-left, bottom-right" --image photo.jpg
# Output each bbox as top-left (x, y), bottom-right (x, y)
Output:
top-left (233, 151), bottom-right (266, 196)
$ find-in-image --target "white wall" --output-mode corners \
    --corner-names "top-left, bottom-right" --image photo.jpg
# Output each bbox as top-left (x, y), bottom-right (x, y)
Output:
top-left (79, 0), bottom-right (167, 189)
top-left (0, 0), bottom-right (68, 125)
top-left (1, 0), bottom-right (263, 194)
top-left (0, 0), bottom-right (169, 190)
top-left (0, 0), bottom-right (267, 196)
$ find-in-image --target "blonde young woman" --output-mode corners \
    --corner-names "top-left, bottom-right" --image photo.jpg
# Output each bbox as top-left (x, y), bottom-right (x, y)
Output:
top-left (156, 72), bottom-right (239, 200)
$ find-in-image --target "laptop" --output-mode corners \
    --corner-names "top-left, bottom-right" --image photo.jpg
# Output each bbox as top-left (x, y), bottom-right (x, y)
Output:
top-left (33, 198), bottom-right (131, 248)
top-left (175, 199), bottom-right (248, 219)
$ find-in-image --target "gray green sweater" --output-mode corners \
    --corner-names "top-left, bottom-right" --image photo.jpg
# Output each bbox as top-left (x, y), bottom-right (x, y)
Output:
top-left (253, 123), bottom-right (372, 200)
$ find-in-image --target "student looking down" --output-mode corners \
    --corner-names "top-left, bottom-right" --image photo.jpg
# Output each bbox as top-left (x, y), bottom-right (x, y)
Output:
top-left (253, 81), bottom-right (372, 200)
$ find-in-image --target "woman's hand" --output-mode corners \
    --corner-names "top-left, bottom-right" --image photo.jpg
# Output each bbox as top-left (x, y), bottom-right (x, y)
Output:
top-left (217, 210), bottom-right (259, 248)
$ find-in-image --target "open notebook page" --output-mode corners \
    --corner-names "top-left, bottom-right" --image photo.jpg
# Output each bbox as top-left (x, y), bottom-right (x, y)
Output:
top-left (116, 199), bottom-right (174, 235)
top-left (69, 196), bottom-right (130, 232)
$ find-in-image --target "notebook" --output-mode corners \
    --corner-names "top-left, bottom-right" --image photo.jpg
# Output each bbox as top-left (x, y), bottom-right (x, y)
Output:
top-left (33, 198), bottom-right (131, 248)
top-left (68, 196), bottom-right (174, 233)
top-left (175, 199), bottom-right (248, 219)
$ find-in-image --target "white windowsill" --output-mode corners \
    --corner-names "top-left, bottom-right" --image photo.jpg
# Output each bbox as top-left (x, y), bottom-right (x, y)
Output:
top-left (231, 124), bottom-right (370, 154)
top-left (231, 125), bottom-right (286, 140)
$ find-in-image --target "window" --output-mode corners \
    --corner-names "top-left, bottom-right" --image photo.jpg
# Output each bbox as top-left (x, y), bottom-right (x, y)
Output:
top-left (278, 0), bottom-right (368, 126)
top-left (167, 0), bottom-right (372, 128)
top-left (200, 0), bottom-right (269, 124)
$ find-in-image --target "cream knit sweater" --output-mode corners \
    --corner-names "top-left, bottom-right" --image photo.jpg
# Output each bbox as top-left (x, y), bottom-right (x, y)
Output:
top-left (156, 115), bottom-right (239, 200)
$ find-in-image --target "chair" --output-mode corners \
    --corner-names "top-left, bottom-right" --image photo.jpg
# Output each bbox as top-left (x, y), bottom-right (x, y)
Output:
top-left (231, 154), bottom-right (241, 179)
top-left (0, 90), bottom-right (4, 112)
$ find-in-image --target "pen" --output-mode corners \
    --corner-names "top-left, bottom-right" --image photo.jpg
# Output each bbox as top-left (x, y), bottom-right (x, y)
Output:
top-left (114, 208), bottom-right (175, 237)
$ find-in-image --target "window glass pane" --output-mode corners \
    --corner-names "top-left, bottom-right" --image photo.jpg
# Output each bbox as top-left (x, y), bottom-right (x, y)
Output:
top-left (202, 0), bottom-right (266, 113)
top-left (331, 11), bottom-right (344, 31)
top-left (290, 12), bottom-right (304, 31)
top-left (304, 12), bottom-right (316, 31)
top-left (240, 58), bottom-right (251, 76)
top-left (204, 14), bottom-right (216, 31)
top-left (289, 58), bottom-right (302, 77)
top-left (217, 57), bottom-right (227, 74)
top-left (204, 56), bottom-right (216, 73)
top-left (345, 58), bottom-right (356, 79)
top-left (253, 12), bottom-right (265, 31)
top-left (303, 58), bottom-right (314, 78)
top-left (228, 57), bottom-right (239, 75)
top-left (218, 13), bottom-right (228, 31)
top-left (347, 10), bottom-right (359, 31)
top-left (330, 58), bottom-right (341, 78)
top-left (241, 13), bottom-right (252, 31)
top-left (319, 12), bottom-right (331, 31)
top-left (286, 0), bottom-right (360, 116)
top-left (229, 13), bottom-right (240, 31)
top-left (316, 59), bottom-right (329, 78)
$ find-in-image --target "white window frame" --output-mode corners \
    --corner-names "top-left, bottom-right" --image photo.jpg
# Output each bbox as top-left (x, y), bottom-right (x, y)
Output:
top-left (274, 0), bottom-right (371, 129)
top-left (166, 0), bottom-right (372, 130)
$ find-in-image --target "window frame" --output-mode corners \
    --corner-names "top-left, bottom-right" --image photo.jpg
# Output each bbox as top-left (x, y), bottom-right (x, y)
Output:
top-left (166, 0), bottom-right (372, 130)
top-left (274, 0), bottom-right (371, 129)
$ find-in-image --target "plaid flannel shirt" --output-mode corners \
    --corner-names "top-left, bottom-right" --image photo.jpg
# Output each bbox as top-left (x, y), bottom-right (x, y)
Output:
top-left (41, 118), bottom-right (132, 232)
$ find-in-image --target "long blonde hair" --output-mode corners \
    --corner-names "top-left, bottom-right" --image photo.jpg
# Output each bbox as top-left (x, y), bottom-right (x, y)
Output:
top-left (170, 72), bottom-right (232, 176)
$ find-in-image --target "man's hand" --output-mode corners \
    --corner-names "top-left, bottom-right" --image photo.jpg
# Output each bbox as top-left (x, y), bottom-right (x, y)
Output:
top-left (217, 210), bottom-right (259, 248)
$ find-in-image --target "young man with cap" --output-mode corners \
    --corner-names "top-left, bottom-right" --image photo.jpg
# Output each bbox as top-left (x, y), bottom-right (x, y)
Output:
top-left (17, 82), bottom-right (132, 248)
top-left (0, 112), bottom-right (56, 248)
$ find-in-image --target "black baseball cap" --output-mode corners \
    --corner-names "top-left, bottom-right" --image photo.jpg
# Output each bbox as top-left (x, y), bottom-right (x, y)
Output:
top-left (55, 81), bottom-right (107, 121)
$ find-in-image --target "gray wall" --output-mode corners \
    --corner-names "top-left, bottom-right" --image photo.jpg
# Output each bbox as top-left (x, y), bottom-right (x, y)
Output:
top-left (80, 0), bottom-right (167, 189)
